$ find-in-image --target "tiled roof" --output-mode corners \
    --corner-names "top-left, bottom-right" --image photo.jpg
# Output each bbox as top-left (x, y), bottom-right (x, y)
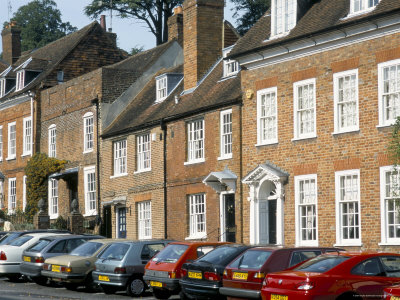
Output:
top-left (0, 60), bottom-right (8, 73)
top-left (229, 0), bottom-right (400, 58)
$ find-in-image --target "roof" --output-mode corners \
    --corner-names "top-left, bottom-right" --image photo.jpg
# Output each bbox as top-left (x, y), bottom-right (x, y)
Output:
top-left (0, 60), bottom-right (8, 73)
top-left (229, 0), bottom-right (400, 59)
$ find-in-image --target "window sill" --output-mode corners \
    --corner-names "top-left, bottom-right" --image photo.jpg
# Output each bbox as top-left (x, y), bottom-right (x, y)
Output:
top-left (218, 155), bottom-right (232, 161)
top-left (185, 234), bottom-right (207, 241)
top-left (139, 236), bottom-right (152, 240)
top-left (378, 242), bottom-right (400, 246)
top-left (376, 124), bottom-right (393, 129)
top-left (83, 212), bottom-right (98, 217)
top-left (83, 149), bottom-right (94, 154)
top-left (334, 242), bottom-right (363, 247)
top-left (134, 169), bottom-right (151, 175)
top-left (291, 135), bottom-right (317, 142)
top-left (184, 159), bottom-right (205, 166)
top-left (49, 214), bottom-right (59, 220)
top-left (296, 241), bottom-right (319, 247)
top-left (21, 152), bottom-right (32, 157)
top-left (255, 141), bottom-right (278, 147)
top-left (332, 129), bottom-right (360, 136)
top-left (110, 173), bottom-right (128, 179)
top-left (6, 156), bottom-right (16, 161)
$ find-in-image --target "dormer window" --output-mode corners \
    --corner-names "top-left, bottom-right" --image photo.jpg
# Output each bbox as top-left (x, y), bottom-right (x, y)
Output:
top-left (16, 70), bottom-right (25, 91)
top-left (350, 0), bottom-right (379, 15)
top-left (271, 0), bottom-right (297, 37)
top-left (156, 76), bottom-right (167, 101)
top-left (155, 73), bottom-right (183, 103)
top-left (223, 46), bottom-right (239, 78)
top-left (0, 79), bottom-right (5, 97)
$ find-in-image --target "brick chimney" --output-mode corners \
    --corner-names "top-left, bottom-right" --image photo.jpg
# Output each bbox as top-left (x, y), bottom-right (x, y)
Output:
top-left (100, 15), bottom-right (107, 30)
top-left (1, 21), bottom-right (21, 65)
top-left (99, 15), bottom-right (117, 48)
top-left (183, 0), bottom-right (224, 91)
top-left (168, 6), bottom-right (183, 46)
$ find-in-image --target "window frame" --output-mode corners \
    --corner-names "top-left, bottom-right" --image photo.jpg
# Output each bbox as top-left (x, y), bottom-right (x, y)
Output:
top-left (48, 124), bottom-right (56, 158)
top-left (219, 109), bottom-right (233, 160)
top-left (136, 133), bottom-right (151, 172)
top-left (15, 70), bottom-right (25, 91)
top-left (7, 122), bottom-right (16, 160)
top-left (349, 0), bottom-right (379, 16)
top-left (187, 193), bottom-right (206, 240)
top-left (84, 166), bottom-right (97, 216)
top-left (8, 177), bottom-right (16, 215)
top-left (112, 139), bottom-right (127, 177)
top-left (156, 76), bottom-right (168, 102)
top-left (83, 112), bottom-right (94, 153)
top-left (0, 78), bottom-right (5, 97)
top-left (335, 169), bottom-right (362, 246)
top-left (271, 0), bottom-right (297, 38)
top-left (22, 116), bottom-right (32, 156)
top-left (23, 175), bottom-right (27, 212)
top-left (138, 201), bottom-right (152, 240)
top-left (257, 87), bottom-right (278, 145)
top-left (185, 119), bottom-right (205, 164)
top-left (48, 178), bottom-right (59, 219)
top-left (0, 125), bottom-right (3, 161)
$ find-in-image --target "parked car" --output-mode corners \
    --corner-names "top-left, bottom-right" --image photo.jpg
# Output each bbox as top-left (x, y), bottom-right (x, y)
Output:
top-left (180, 244), bottom-right (251, 299)
top-left (41, 238), bottom-right (116, 291)
top-left (220, 247), bottom-right (342, 299)
top-left (384, 284), bottom-right (400, 300)
top-left (261, 252), bottom-right (400, 300)
top-left (93, 239), bottom-right (172, 296)
top-left (144, 241), bottom-right (229, 299)
top-left (0, 229), bottom-right (71, 246)
top-left (0, 232), bottom-right (70, 281)
top-left (20, 234), bottom-right (102, 284)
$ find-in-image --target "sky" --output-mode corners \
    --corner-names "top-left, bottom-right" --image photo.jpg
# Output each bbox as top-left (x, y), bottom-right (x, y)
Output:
top-left (0, 0), bottom-right (239, 53)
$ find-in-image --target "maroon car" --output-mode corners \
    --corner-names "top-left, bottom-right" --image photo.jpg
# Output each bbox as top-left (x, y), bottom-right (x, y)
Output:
top-left (220, 247), bottom-right (341, 299)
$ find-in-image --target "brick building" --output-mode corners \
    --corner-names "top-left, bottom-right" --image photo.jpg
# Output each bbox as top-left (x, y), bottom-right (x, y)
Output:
top-left (228, 0), bottom-right (400, 250)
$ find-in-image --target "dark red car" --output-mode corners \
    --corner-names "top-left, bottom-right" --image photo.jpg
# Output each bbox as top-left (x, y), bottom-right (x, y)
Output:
top-left (261, 252), bottom-right (400, 300)
top-left (220, 247), bottom-right (340, 299)
top-left (384, 285), bottom-right (400, 300)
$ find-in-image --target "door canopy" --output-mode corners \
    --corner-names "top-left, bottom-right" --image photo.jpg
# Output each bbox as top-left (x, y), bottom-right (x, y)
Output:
top-left (203, 167), bottom-right (237, 193)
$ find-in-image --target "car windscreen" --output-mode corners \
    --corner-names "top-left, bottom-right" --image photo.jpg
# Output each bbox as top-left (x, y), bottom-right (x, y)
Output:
top-left (27, 239), bottom-right (52, 252)
top-left (197, 246), bottom-right (244, 265)
top-left (294, 255), bottom-right (349, 273)
top-left (229, 250), bottom-right (272, 269)
top-left (98, 243), bottom-right (130, 261)
top-left (8, 235), bottom-right (34, 247)
top-left (152, 244), bottom-right (189, 263)
top-left (71, 242), bottom-right (104, 257)
top-left (0, 233), bottom-right (21, 245)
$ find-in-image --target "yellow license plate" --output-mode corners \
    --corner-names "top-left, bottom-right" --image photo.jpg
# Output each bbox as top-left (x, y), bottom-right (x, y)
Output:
top-left (150, 281), bottom-right (163, 287)
top-left (98, 275), bottom-right (110, 282)
top-left (51, 265), bottom-right (61, 272)
top-left (23, 256), bottom-right (31, 262)
top-left (188, 271), bottom-right (202, 279)
top-left (390, 297), bottom-right (400, 300)
top-left (233, 272), bottom-right (248, 280)
top-left (271, 294), bottom-right (288, 300)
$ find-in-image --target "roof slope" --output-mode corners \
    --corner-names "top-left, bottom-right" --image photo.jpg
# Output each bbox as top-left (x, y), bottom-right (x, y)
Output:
top-left (0, 60), bottom-right (8, 73)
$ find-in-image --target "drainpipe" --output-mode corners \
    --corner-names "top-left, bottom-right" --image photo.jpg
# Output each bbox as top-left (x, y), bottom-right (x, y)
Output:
top-left (161, 120), bottom-right (168, 239)
top-left (28, 91), bottom-right (35, 153)
top-left (239, 101), bottom-right (244, 243)
top-left (91, 98), bottom-right (101, 229)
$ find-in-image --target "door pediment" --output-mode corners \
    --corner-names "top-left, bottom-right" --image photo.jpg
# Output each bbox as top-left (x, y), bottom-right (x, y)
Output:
top-left (242, 161), bottom-right (289, 185)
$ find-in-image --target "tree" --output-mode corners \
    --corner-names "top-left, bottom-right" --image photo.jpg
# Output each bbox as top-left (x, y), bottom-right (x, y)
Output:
top-left (85, 0), bottom-right (183, 46)
top-left (4, 0), bottom-right (77, 52)
top-left (231, 0), bottom-right (270, 35)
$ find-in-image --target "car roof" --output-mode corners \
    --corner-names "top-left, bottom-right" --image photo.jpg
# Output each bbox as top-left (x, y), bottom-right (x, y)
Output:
top-left (323, 251), bottom-right (400, 258)
top-left (247, 246), bottom-right (341, 251)
top-left (109, 239), bottom-right (174, 245)
top-left (23, 232), bottom-right (71, 238)
top-left (37, 234), bottom-right (91, 241)
top-left (168, 241), bottom-right (230, 247)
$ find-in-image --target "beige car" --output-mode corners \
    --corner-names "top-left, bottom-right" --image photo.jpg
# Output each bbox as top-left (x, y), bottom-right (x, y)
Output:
top-left (41, 238), bottom-right (117, 291)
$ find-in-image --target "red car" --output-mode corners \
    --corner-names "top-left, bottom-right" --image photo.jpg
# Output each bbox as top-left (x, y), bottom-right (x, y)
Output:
top-left (384, 285), bottom-right (400, 300)
top-left (261, 252), bottom-right (400, 300)
top-left (220, 247), bottom-right (340, 299)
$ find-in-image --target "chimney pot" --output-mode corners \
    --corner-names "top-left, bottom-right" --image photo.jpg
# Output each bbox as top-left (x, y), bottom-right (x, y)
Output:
top-left (174, 6), bottom-right (183, 15)
top-left (100, 15), bottom-right (106, 30)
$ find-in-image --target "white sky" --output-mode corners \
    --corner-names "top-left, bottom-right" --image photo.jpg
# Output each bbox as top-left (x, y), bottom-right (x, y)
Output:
top-left (0, 0), bottom-right (239, 53)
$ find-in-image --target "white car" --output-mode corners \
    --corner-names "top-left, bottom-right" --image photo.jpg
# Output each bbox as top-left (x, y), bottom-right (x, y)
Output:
top-left (0, 232), bottom-right (70, 281)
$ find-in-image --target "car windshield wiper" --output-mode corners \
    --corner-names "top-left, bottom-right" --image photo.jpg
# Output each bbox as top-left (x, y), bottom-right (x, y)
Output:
top-left (199, 260), bottom-right (213, 264)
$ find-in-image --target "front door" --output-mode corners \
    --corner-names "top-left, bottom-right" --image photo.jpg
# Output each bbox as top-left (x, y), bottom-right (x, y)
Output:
top-left (259, 199), bottom-right (277, 244)
top-left (102, 206), bottom-right (112, 238)
top-left (66, 175), bottom-right (78, 211)
top-left (223, 194), bottom-right (236, 242)
top-left (117, 207), bottom-right (127, 238)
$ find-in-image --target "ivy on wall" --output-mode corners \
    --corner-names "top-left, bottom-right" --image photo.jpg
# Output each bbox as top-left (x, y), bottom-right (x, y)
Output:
top-left (389, 117), bottom-right (400, 165)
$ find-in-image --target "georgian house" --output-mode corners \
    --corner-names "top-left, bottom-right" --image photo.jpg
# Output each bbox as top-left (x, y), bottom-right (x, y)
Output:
top-left (228, 0), bottom-right (400, 250)
top-left (0, 20), bottom-right (125, 215)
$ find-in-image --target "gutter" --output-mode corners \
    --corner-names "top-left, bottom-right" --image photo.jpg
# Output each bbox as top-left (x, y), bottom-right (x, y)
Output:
top-left (91, 97), bottom-right (102, 228)
top-left (161, 120), bottom-right (168, 239)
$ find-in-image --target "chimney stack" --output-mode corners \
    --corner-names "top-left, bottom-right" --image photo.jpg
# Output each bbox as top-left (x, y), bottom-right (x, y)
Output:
top-left (100, 15), bottom-right (117, 48)
top-left (100, 15), bottom-right (107, 30)
top-left (183, 0), bottom-right (224, 91)
top-left (1, 21), bottom-right (21, 65)
top-left (167, 6), bottom-right (183, 46)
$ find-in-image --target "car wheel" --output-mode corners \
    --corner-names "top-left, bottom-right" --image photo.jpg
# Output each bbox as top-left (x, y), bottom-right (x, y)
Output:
top-left (101, 284), bottom-right (117, 294)
top-left (32, 276), bottom-right (48, 285)
top-left (64, 283), bottom-right (79, 291)
top-left (126, 277), bottom-right (146, 297)
top-left (337, 293), bottom-right (359, 300)
top-left (153, 289), bottom-right (172, 299)
top-left (179, 291), bottom-right (190, 300)
top-left (84, 272), bottom-right (99, 292)
top-left (7, 275), bottom-right (20, 282)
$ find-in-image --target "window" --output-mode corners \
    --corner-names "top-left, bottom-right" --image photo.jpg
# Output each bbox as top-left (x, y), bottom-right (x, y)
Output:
top-left (0, 79), bottom-right (5, 97)
top-left (8, 178), bottom-right (16, 214)
top-left (137, 133), bottom-right (151, 172)
top-left (57, 71), bottom-right (64, 84)
top-left (333, 70), bottom-right (359, 133)
top-left (293, 79), bottom-right (316, 140)
top-left (187, 119), bottom-right (204, 164)
top-left (16, 70), bottom-right (25, 91)
top-left (23, 176), bottom-right (27, 212)
top-left (378, 59), bottom-right (400, 126)
top-left (84, 166), bottom-right (96, 216)
top-left (23, 117), bottom-right (32, 156)
top-left (219, 110), bottom-right (232, 159)
top-left (295, 175), bottom-right (318, 246)
top-left (156, 76), bottom-right (167, 102)
top-left (138, 201), bottom-right (152, 239)
top-left (271, 0), bottom-right (297, 37)
top-left (113, 139), bottom-right (127, 176)
top-left (7, 122), bottom-right (16, 159)
top-left (257, 87), bottom-right (278, 145)
top-left (48, 125), bottom-right (56, 158)
top-left (83, 112), bottom-right (94, 153)
top-left (350, 0), bottom-right (379, 15)
top-left (48, 178), bottom-right (58, 219)
top-left (188, 194), bottom-right (206, 239)
top-left (335, 170), bottom-right (361, 246)
top-left (224, 59), bottom-right (239, 77)
top-left (0, 125), bottom-right (3, 161)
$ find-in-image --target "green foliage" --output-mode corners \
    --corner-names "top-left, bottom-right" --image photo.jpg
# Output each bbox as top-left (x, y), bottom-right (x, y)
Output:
top-left (5, 0), bottom-right (77, 52)
top-left (389, 117), bottom-right (400, 166)
top-left (130, 45), bottom-right (144, 56)
top-left (231, 0), bottom-right (271, 35)
top-left (24, 153), bottom-right (67, 222)
top-left (50, 215), bottom-right (68, 230)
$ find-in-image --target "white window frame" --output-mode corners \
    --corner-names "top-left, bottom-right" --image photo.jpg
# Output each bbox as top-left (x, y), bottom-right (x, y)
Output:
top-left (219, 109), bottom-right (233, 160)
top-left (113, 139), bottom-right (127, 177)
top-left (156, 76), bottom-right (167, 102)
top-left (138, 201), bottom-right (152, 239)
top-left (333, 69), bottom-right (359, 134)
top-left (83, 166), bottom-right (97, 216)
top-left (293, 78), bottom-right (317, 140)
top-left (257, 87), bottom-right (278, 145)
top-left (48, 178), bottom-right (59, 219)
top-left (83, 112), bottom-right (94, 153)
top-left (335, 169), bottom-right (361, 246)
top-left (23, 175), bottom-right (27, 212)
top-left (7, 122), bottom-right (16, 160)
top-left (8, 178), bottom-right (16, 215)
top-left (48, 124), bottom-right (56, 158)
top-left (378, 59), bottom-right (400, 127)
top-left (185, 119), bottom-right (205, 164)
top-left (23, 116), bottom-right (32, 156)
top-left (0, 125), bottom-right (3, 161)
top-left (271, 0), bottom-right (297, 38)
top-left (0, 79), bottom-right (5, 97)
top-left (349, 0), bottom-right (379, 16)
top-left (295, 174), bottom-right (318, 246)
top-left (136, 133), bottom-right (151, 172)
top-left (187, 194), bottom-right (206, 240)
top-left (15, 70), bottom-right (25, 91)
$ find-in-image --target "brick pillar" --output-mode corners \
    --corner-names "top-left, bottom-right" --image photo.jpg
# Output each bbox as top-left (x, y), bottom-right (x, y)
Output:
top-left (68, 199), bottom-right (84, 234)
top-left (168, 6), bottom-right (183, 46)
top-left (33, 199), bottom-right (50, 229)
top-left (1, 21), bottom-right (21, 65)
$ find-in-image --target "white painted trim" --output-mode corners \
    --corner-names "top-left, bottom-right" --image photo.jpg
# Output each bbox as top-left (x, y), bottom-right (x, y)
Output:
top-left (48, 124), bottom-right (56, 158)
top-left (220, 109), bottom-right (233, 159)
top-left (257, 87), bottom-right (278, 145)
top-left (23, 175), bottom-right (27, 212)
top-left (84, 165), bottom-right (97, 216)
top-left (219, 191), bottom-right (235, 242)
top-left (22, 116), bottom-right (32, 156)
top-left (0, 125), bottom-right (3, 161)
top-left (7, 122), bottom-right (16, 160)
top-left (8, 177), bottom-right (16, 215)
top-left (83, 112), bottom-right (94, 153)
top-left (186, 193), bottom-right (207, 240)
top-left (48, 178), bottom-right (59, 220)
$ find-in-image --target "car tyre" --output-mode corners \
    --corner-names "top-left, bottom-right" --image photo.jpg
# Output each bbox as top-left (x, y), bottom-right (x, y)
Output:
top-left (126, 276), bottom-right (146, 297)
top-left (32, 276), bottom-right (48, 285)
top-left (337, 293), bottom-right (359, 300)
top-left (65, 283), bottom-right (79, 291)
top-left (84, 272), bottom-right (99, 292)
top-left (101, 284), bottom-right (117, 294)
top-left (7, 275), bottom-right (20, 282)
top-left (153, 288), bottom-right (172, 299)
top-left (179, 291), bottom-right (190, 300)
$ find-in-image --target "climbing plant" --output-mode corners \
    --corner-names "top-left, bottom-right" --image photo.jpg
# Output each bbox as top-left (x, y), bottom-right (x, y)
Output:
top-left (389, 117), bottom-right (400, 165)
top-left (24, 153), bottom-right (67, 222)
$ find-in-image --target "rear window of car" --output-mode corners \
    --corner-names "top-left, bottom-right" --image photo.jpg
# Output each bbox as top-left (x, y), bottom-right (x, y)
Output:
top-left (27, 239), bottom-right (52, 252)
top-left (197, 246), bottom-right (244, 265)
top-left (152, 244), bottom-right (189, 263)
top-left (71, 242), bottom-right (104, 257)
top-left (8, 235), bottom-right (33, 246)
top-left (295, 255), bottom-right (349, 273)
top-left (289, 251), bottom-right (322, 267)
top-left (229, 250), bottom-right (272, 269)
top-left (381, 256), bottom-right (400, 277)
top-left (0, 233), bottom-right (20, 245)
top-left (99, 243), bottom-right (130, 261)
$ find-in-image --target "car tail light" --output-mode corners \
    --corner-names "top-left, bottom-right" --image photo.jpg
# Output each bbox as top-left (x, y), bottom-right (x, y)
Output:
top-left (43, 264), bottom-right (50, 270)
top-left (252, 272), bottom-right (265, 283)
top-left (0, 251), bottom-right (6, 261)
top-left (61, 266), bottom-right (72, 273)
top-left (223, 269), bottom-right (229, 279)
top-left (204, 271), bottom-right (220, 281)
top-left (181, 268), bottom-right (187, 278)
top-left (168, 271), bottom-right (176, 279)
top-left (296, 281), bottom-right (315, 290)
top-left (35, 257), bottom-right (44, 263)
top-left (262, 277), bottom-right (268, 287)
top-left (114, 267), bottom-right (126, 274)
